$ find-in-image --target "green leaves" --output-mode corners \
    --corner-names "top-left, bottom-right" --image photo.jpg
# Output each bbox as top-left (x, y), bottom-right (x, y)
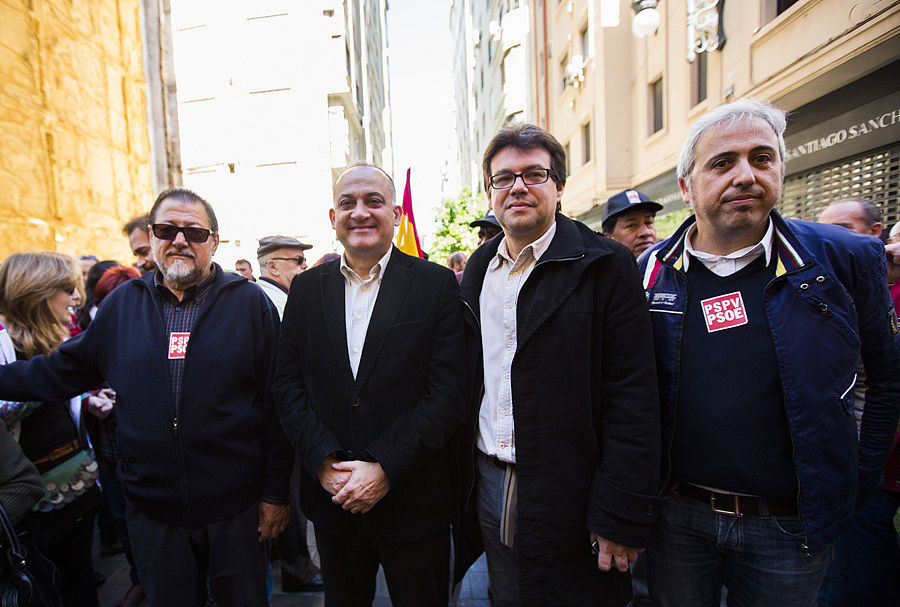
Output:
top-left (430, 188), bottom-right (486, 261)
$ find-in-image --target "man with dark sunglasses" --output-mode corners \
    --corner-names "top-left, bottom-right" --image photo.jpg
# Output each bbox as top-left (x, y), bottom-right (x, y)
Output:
top-left (0, 188), bottom-right (292, 607)
top-left (255, 235), bottom-right (312, 318)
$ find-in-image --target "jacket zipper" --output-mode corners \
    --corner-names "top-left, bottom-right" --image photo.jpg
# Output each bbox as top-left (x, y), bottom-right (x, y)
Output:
top-left (138, 275), bottom-right (241, 520)
top-left (764, 270), bottom-right (810, 553)
top-left (662, 268), bottom-right (689, 490)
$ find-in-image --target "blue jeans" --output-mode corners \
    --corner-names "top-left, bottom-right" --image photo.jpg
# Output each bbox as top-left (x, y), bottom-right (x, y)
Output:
top-left (647, 495), bottom-right (831, 607)
top-left (818, 490), bottom-right (900, 607)
top-left (476, 452), bottom-right (519, 607)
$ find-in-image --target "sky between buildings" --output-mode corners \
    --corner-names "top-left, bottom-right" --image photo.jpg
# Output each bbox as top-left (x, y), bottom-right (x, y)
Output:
top-left (387, 0), bottom-right (455, 248)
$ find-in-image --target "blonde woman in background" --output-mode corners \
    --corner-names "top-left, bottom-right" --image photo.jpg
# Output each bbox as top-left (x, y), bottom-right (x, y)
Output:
top-left (0, 252), bottom-right (101, 607)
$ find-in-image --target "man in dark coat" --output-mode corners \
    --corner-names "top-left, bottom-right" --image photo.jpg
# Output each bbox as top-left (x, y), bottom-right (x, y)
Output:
top-left (272, 163), bottom-right (466, 606)
top-left (455, 123), bottom-right (661, 606)
top-left (0, 189), bottom-right (292, 606)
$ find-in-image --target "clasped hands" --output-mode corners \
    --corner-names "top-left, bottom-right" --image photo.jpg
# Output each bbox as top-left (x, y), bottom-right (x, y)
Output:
top-left (317, 454), bottom-right (390, 514)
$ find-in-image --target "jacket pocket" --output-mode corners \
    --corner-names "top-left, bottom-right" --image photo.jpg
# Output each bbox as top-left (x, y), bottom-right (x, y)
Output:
top-left (837, 372), bottom-right (857, 416)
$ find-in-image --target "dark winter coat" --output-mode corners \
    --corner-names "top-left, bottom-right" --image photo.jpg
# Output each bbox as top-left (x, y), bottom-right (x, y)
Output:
top-left (454, 214), bottom-right (661, 606)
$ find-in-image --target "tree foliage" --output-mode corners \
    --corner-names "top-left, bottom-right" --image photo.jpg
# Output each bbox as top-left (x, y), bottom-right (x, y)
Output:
top-left (429, 188), bottom-right (486, 262)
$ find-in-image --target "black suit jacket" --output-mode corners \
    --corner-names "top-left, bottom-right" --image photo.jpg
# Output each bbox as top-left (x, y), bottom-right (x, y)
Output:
top-left (272, 247), bottom-right (467, 542)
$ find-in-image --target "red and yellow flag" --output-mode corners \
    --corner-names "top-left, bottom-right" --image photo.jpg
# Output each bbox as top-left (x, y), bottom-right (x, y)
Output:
top-left (396, 168), bottom-right (424, 258)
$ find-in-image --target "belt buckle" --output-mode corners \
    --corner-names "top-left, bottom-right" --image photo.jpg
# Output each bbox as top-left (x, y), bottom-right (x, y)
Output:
top-left (710, 493), bottom-right (742, 517)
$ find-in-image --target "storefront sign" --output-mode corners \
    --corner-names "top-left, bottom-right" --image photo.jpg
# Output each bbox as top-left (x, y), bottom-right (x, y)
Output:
top-left (784, 91), bottom-right (900, 175)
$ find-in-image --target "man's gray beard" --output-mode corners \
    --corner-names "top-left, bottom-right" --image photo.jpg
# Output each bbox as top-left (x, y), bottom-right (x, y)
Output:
top-left (163, 262), bottom-right (204, 290)
top-left (154, 249), bottom-right (209, 290)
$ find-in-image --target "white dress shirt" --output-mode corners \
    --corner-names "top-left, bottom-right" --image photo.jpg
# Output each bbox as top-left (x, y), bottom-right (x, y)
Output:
top-left (476, 222), bottom-right (557, 464)
top-left (340, 247), bottom-right (392, 378)
top-left (683, 218), bottom-right (774, 277)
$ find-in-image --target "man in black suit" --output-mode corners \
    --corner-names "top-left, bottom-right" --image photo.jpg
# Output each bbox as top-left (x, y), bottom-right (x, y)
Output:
top-left (272, 163), bottom-right (467, 606)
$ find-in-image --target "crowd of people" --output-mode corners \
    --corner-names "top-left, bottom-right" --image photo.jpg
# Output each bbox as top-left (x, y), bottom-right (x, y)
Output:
top-left (0, 97), bottom-right (898, 607)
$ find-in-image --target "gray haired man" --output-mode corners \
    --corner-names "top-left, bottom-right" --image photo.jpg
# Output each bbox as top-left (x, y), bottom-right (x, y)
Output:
top-left (639, 99), bottom-right (900, 607)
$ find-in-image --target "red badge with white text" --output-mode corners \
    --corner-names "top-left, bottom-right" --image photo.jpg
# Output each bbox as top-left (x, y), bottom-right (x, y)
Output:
top-left (168, 332), bottom-right (190, 359)
top-left (700, 291), bottom-right (748, 333)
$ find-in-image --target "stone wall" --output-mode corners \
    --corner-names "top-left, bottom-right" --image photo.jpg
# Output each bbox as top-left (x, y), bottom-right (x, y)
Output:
top-left (0, 0), bottom-right (154, 262)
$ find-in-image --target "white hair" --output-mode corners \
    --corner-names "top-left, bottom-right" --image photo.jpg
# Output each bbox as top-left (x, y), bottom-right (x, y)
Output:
top-left (677, 98), bottom-right (788, 189)
top-left (890, 222), bottom-right (900, 240)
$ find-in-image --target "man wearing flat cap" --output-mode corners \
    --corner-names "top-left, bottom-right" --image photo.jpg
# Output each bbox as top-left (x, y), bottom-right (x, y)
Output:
top-left (602, 190), bottom-right (663, 258)
top-left (471, 209), bottom-right (503, 246)
top-left (255, 234), bottom-right (325, 593)
top-left (256, 235), bottom-right (313, 317)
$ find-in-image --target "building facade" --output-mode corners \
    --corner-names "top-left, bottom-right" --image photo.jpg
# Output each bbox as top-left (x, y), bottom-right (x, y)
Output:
top-left (532, 0), bottom-right (900, 232)
top-left (169, 0), bottom-right (393, 267)
top-left (450, 0), bottom-right (532, 194)
top-left (0, 0), bottom-right (177, 261)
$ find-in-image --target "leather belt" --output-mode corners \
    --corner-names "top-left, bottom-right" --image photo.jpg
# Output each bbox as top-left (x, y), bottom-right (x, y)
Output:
top-left (677, 483), bottom-right (797, 517)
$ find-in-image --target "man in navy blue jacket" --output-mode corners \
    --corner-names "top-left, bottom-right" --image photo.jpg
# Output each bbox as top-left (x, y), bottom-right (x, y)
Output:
top-left (639, 99), bottom-right (900, 607)
top-left (0, 189), bottom-right (292, 607)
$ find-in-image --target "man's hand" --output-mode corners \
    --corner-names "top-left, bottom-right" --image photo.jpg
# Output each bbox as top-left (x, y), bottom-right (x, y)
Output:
top-left (257, 502), bottom-right (289, 542)
top-left (330, 461), bottom-right (391, 514)
top-left (318, 454), bottom-right (351, 495)
top-left (590, 532), bottom-right (643, 572)
top-left (886, 242), bottom-right (900, 284)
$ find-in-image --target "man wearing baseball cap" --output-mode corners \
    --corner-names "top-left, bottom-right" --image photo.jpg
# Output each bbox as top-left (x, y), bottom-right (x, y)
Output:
top-left (601, 190), bottom-right (663, 257)
top-left (470, 209), bottom-right (503, 246)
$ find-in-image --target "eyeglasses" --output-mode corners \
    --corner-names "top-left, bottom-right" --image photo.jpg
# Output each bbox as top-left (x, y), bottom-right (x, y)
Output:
top-left (151, 224), bottom-right (214, 243)
top-left (489, 168), bottom-right (552, 189)
top-left (270, 256), bottom-right (306, 266)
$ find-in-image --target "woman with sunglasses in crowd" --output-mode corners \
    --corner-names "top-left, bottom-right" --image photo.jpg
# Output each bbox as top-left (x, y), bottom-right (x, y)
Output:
top-left (0, 251), bottom-right (101, 607)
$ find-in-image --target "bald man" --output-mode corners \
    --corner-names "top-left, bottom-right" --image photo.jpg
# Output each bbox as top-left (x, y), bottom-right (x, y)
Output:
top-left (818, 198), bottom-right (883, 238)
top-left (272, 163), bottom-right (466, 606)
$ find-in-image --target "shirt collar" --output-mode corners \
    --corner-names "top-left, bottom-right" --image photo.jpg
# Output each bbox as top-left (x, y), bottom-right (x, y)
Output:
top-left (258, 275), bottom-right (289, 294)
top-left (340, 246), bottom-right (393, 284)
top-left (683, 217), bottom-right (774, 272)
top-left (490, 221), bottom-right (557, 270)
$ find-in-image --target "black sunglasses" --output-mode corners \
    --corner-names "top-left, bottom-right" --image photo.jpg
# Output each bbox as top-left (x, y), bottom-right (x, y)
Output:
top-left (270, 256), bottom-right (306, 265)
top-left (151, 223), bottom-right (214, 243)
